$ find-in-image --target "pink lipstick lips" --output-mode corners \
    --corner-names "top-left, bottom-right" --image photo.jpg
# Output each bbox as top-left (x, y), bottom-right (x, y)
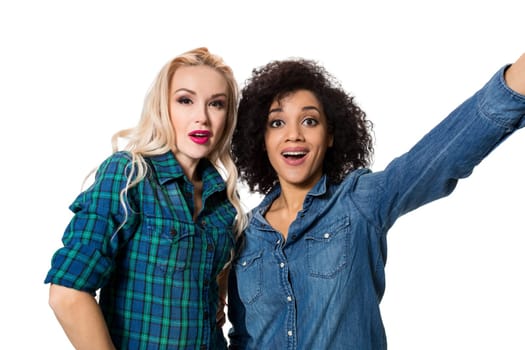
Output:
top-left (189, 130), bottom-right (211, 145)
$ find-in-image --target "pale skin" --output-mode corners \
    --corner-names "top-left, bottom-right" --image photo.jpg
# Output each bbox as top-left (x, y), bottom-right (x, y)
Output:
top-left (264, 53), bottom-right (525, 240)
top-left (49, 65), bottom-right (230, 349)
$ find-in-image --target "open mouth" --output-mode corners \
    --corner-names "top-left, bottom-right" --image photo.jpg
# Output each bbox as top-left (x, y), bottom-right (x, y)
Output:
top-left (282, 151), bottom-right (307, 160)
top-left (189, 130), bottom-right (211, 144)
top-left (281, 147), bottom-right (309, 165)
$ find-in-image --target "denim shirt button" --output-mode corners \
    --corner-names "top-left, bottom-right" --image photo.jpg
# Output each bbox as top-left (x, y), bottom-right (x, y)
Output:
top-left (287, 296), bottom-right (292, 302)
top-left (287, 331), bottom-right (293, 336)
top-left (279, 262), bottom-right (285, 268)
top-left (242, 261), bottom-right (247, 266)
top-left (323, 233), bottom-right (330, 239)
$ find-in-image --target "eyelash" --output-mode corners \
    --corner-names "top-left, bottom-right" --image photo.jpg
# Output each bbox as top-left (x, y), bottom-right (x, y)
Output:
top-left (268, 117), bottom-right (319, 128)
top-left (269, 119), bottom-right (283, 128)
top-left (176, 97), bottom-right (225, 109)
top-left (209, 100), bottom-right (225, 109)
top-left (177, 97), bottom-right (192, 105)
top-left (303, 117), bottom-right (319, 126)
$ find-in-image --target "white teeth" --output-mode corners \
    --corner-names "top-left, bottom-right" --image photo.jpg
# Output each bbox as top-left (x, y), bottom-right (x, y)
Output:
top-left (282, 151), bottom-right (307, 157)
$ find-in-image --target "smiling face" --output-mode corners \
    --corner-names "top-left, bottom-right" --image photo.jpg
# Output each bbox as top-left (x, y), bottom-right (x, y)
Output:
top-left (169, 65), bottom-right (228, 172)
top-left (264, 89), bottom-right (333, 190)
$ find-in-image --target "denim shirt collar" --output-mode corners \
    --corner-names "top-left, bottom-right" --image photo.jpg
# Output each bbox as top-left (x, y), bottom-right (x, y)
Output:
top-left (252, 174), bottom-right (329, 228)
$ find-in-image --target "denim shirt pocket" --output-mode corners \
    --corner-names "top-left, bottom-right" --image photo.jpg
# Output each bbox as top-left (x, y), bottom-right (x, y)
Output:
top-left (233, 250), bottom-right (263, 304)
top-left (305, 216), bottom-right (350, 278)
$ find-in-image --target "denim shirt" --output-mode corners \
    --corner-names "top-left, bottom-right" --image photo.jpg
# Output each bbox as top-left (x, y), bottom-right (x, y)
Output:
top-left (227, 66), bottom-right (525, 350)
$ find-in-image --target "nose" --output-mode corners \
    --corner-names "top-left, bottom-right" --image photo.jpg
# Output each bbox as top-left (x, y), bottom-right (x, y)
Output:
top-left (194, 102), bottom-right (210, 125)
top-left (285, 122), bottom-right (304, 142)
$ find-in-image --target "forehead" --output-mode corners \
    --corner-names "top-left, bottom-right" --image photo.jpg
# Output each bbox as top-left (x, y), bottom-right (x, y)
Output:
top-left (170, 65), bottom-right (228, 93)
top-left (270, 89), bottom-right (323, 110)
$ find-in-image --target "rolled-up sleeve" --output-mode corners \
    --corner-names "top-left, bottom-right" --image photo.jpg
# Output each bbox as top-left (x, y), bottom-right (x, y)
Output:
top-left (45, 152), bottom-right (138, 293)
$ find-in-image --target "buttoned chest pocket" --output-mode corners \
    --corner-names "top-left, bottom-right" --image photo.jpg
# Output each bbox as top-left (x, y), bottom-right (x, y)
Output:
top-left (233, 250), bottom-right (263, 304)
top-left (305, 216), bottom-right (350, 278)
top-left (141, 216), bottom-right (195, 276)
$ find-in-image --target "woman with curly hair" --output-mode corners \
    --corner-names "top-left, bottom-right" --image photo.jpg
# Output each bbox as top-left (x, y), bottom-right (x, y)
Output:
top-left (227, 54), bottom-right (525, 349)
top-left (45, 47), bottom-right (246, 349)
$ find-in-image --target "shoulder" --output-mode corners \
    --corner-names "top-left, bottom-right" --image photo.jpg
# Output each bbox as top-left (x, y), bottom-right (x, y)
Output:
top-left (88, 151), bottom-right (136, 191)
top-left (335, 168), bottom-right (374, 192)
top-left (326, 168), bottom-right (386, 211)
top-left (98, 151), bottom-right (133, 173)
top-left (70, 152), bottom-right (135, 212)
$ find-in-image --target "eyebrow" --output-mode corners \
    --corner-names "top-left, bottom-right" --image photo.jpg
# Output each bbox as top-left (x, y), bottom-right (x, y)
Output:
top-left (173, 88), bottom-right (227, 99)
top-left (268, 106), bottom-right (321, 114)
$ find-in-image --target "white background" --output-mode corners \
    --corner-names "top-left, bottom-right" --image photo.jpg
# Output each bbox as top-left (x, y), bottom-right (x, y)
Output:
top-left (1, 1), bottom-right (524, 349)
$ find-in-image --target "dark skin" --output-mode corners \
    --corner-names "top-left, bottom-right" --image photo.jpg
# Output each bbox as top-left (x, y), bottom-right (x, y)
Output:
top-left (258, 53), bottom-right (525, 242)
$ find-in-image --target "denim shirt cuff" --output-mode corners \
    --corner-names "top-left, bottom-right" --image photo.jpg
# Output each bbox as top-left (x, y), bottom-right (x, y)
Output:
top-left (478, 64), bottom-right (525, 130)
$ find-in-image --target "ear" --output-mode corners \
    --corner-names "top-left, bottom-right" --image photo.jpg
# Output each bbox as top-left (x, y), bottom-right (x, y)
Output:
top-left (328, 134), bottom-right (334, 147)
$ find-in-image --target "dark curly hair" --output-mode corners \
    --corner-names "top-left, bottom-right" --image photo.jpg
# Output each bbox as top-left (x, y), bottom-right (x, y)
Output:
top-left (232, 58), bottom-right (374, 194)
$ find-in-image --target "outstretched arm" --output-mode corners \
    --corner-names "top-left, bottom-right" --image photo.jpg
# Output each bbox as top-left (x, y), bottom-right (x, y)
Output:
top-left (505, 53), bottom-right (525, 95)
top-left (355, 54), bottom-right (525, 230)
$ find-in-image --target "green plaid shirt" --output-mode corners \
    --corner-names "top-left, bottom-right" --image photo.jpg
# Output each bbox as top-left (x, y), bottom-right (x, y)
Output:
top-left (45, 151), bottom-right (235, 349)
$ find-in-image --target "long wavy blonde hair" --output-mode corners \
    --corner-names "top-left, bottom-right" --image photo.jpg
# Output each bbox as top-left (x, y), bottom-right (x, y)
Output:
top-left (111, 47), bottom-right (246, 237)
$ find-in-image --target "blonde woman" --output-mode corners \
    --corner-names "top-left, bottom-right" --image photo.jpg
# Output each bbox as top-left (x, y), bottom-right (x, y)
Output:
top-left (45, 47), bottom-right (245, 349)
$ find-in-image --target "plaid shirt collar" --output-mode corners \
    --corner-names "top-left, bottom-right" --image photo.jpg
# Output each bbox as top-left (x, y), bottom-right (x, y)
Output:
top-left (148, 152), bottom-right (226, 195)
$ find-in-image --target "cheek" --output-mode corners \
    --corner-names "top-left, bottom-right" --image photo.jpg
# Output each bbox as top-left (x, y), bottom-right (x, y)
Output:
top-left (265, 143), bottom-right (280, 165)
top-left (215, 114), bottom-right (228, 135)
top-left (264, 128), bottom-right (279, 147)
top-left (169, 106), bottom-right (182, 128)
top-left (263, 134), bottom-right (272, 153)
top-left (170, 114), bottom-right (186, 134)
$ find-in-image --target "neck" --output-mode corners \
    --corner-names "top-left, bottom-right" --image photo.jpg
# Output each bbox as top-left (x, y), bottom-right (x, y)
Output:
top-left (275, 183), bottom-right (311, 213)
top-left (173, 152), bottom-right (202, 183)
top-left (265, 183), bottom-right (311, 240)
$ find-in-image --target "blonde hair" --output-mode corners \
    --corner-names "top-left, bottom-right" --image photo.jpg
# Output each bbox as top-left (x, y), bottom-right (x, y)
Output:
top-left (111, 47), bottom-right (246, 236)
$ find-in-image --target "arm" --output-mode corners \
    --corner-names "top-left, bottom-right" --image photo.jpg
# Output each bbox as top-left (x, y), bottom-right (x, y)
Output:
top-left (227, 263), bottom-right (250, 349)
top-left (353, 54), bottom-right (525, 230)
top-left (216, 264), bottom-right (230, 327)
top-left (49, 284), bottom-right (115, 349)
top-left (45, 153), bottom-right (139, 346)
top-left (505, 53), bottom-right (525, 95)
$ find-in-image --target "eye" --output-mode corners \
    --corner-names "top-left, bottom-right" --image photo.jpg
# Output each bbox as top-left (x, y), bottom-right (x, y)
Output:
top-left (268, 119), bottom-right (284, 128)
top-left (177, 97), bottom-right (192, 105)
top-left (209, 99), bottom-right (226, 109)
top-left (302, 117), bottom-right (319, 127)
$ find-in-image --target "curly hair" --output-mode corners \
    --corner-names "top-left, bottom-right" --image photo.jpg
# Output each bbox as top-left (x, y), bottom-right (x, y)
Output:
top-left (232, 58), bottom-right (374, 194)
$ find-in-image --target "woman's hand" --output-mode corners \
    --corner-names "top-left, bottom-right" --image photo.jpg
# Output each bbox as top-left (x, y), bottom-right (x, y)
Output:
top-left (216, 296), bottom-right (227, 328)
top-left (505, 53), bottom-right (525, 95)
